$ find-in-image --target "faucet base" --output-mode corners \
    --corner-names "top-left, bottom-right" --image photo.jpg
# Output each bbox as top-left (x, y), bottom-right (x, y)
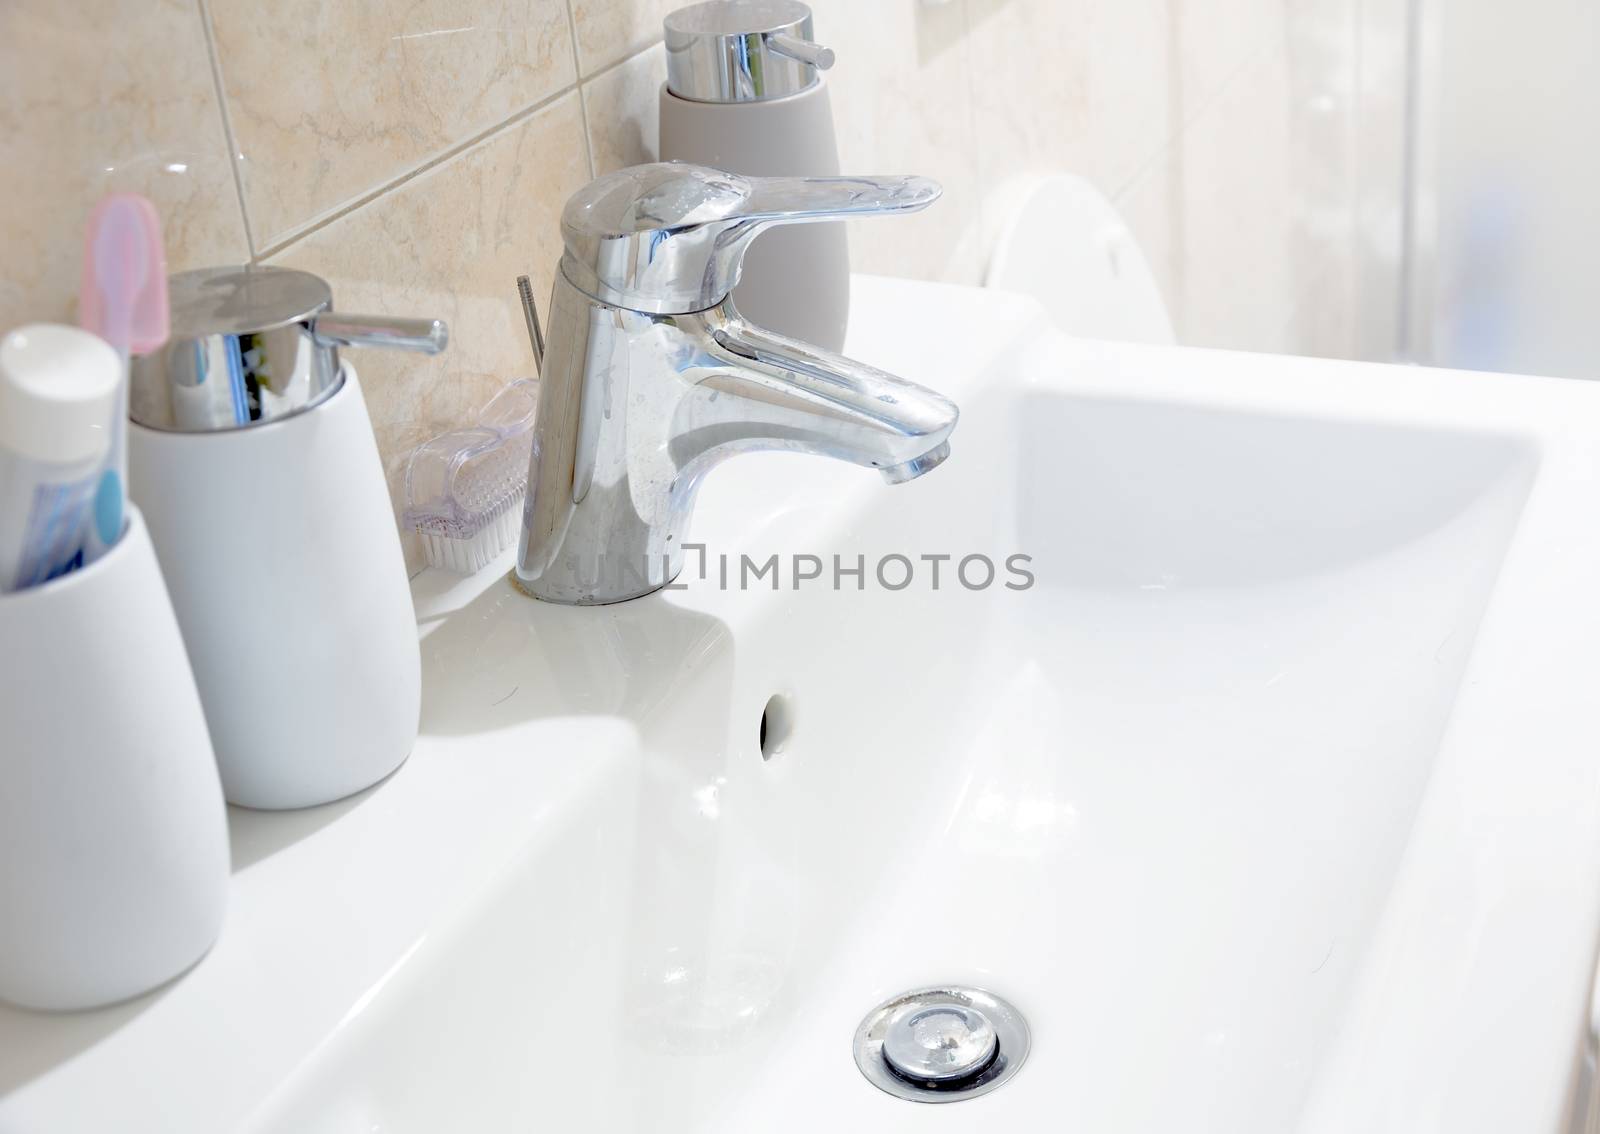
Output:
top-left (512, 540), bottom-right (687, 605)
top-left (510, 571), bottom-right (684, 606)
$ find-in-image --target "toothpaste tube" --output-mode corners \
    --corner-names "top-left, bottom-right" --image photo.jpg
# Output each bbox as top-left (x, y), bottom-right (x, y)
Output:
top-left (0, 325), bottom-right (119, 593)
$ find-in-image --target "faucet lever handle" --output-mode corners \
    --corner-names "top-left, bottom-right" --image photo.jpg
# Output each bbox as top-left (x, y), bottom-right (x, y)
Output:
top-left (739, 172), bottom-right (940, 224)
top-left (310, 313), bottom-right (448, 355)
top-left (559, 163), bottom-right (941, 316)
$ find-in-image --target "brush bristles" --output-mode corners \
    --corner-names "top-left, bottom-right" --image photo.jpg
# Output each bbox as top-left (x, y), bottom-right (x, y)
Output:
top-left (416, 496), bottom-right (522, 576)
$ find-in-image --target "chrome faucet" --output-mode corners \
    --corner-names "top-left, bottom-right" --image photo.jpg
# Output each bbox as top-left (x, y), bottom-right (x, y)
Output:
top-left (513, 163), bottom-right (958, 604)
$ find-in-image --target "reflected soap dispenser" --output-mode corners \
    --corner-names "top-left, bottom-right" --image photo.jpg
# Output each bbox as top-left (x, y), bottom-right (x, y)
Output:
top-left (659, 0), bottom-right (849, 351)
top-left (127, 266), bottom-right (445, 810)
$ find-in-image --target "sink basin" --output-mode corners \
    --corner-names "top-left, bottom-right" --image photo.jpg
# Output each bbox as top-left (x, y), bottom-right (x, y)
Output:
top-left (6, 277), bottom-right (1600, 1132)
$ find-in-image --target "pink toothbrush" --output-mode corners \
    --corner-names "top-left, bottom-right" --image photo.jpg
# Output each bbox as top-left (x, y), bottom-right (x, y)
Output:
top-left (78, 194), bottom-right (169, 564)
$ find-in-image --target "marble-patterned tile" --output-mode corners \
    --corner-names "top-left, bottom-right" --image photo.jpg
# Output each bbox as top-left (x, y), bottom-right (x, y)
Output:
top-left (1113, 158), bottom-right (1184, 335)
top-left (209, 0), bottom-right (575, 250)
top-left (583, 45), bottom-right (669, 174)
top-left (1172, 47), bottom-right (1300, 353)
top-left (964, 0), bottom-right (1093, 177)
top-left (809, 0), bottom-right (986, 285)
top-left (1116, 0), bottom-right (1361, 360)
top-left (1117, 46), bottom-right (1303, 356)
top-left (0, 0), bottom-right (248, 330)
top-left (1281, 265), bottom-right (1355, 360)
top-left (1084, 0), bottom-right (1177, 194)
top-left (268, 93), bottom-right (592, 572)
top-left (964, 0), bottom-right (1175, 263)
top-left (570, 0), bottom-right (675, 77)
top-left (1174, 0), bottom-right (1286, 113)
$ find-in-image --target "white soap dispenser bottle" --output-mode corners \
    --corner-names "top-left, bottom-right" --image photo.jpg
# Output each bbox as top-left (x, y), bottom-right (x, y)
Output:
top-left (127, 266), bottom-right (445, 810)
top-left (659, 0), bottom-right (849, 351)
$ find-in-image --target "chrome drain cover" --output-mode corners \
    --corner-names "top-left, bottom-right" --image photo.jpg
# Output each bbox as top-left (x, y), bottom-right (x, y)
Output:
top-left (882, 1000), bottom-right (998, 1081)
top-left (853, 986), bottom-right (1029, 1103)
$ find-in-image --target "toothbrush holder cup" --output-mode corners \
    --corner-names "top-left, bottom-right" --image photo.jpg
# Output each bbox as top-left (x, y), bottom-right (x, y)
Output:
top-left (0, 506), bottom-right (230, 1012)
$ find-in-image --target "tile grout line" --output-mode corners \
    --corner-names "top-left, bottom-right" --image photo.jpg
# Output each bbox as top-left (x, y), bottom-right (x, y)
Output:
top-left (256, 82), bottom-right (580, 261)
top-left (195, 0), bottom-right (257, 258)
top-left (584, 40), bottom-right (657, 87)
top-left (1109, 38), bottom-right (1274, 207)
top-left (564, 0), bottom-right (598, 179)
top-left (258, 17), bottom-right (651, 262)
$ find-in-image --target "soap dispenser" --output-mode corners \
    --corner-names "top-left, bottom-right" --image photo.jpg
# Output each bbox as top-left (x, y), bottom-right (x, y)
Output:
top-left (659, 0), bottom-right (849, 351)
top-left (127, 266), bottom-right (444, 810)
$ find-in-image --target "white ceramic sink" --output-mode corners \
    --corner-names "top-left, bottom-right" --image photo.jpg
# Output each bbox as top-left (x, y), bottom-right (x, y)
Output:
top-left (6, 277), bottom-right (1600, 1132)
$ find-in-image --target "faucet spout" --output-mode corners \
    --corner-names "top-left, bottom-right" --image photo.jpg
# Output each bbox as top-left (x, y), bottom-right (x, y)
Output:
top-left (681, 307), bottom-right (958, 483)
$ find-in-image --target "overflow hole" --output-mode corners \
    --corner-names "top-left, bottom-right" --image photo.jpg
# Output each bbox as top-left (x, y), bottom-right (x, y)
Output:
top-left (759, 694), bottom-right (794, 761)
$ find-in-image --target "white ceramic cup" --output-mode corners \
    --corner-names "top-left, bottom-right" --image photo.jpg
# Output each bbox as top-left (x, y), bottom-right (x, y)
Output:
top-left (0, 506), bottom-right (229, 1011)
top-left (129, 363), bottom-right (420, 810)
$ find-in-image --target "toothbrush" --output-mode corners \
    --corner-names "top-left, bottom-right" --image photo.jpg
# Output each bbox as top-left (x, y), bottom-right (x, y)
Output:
top-left (78, 194), bottom-right (169, 565)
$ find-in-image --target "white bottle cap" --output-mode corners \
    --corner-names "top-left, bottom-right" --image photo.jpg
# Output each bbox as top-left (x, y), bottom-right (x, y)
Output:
top-left (0, 324), bottom-right (120, 466)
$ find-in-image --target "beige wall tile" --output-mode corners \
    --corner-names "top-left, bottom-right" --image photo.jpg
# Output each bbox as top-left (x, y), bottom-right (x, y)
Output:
top-left (1282, 265), bottom-right (1356, 359)
top-left (1, 0), bottom-right (1381, 559)
top-left (570, 0), bottom-right (675, 76)
top-left (965, 0), bottom-right (1094, 180)
top-left (1114, 157), bottom-right (1184, 332)
top-left (209, 0), bottom-right (575, 250)
top-left (1175, 0), bottom-right (1286, 111)
top-left (964, 0), bottom-right (1177, 269)
top-left (0, 0), bottom-right (248, 330)
top-left (583, 46), bottom-right (669, 174)
top-left (1085, 0), bottom-right (1178, 195)
top-left (1174, 48), bottom-right (1300, 353)
top-left (268, 93), bottom-right (591, 572)
top-left (1115, 2), bottom-right (1365, 360)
